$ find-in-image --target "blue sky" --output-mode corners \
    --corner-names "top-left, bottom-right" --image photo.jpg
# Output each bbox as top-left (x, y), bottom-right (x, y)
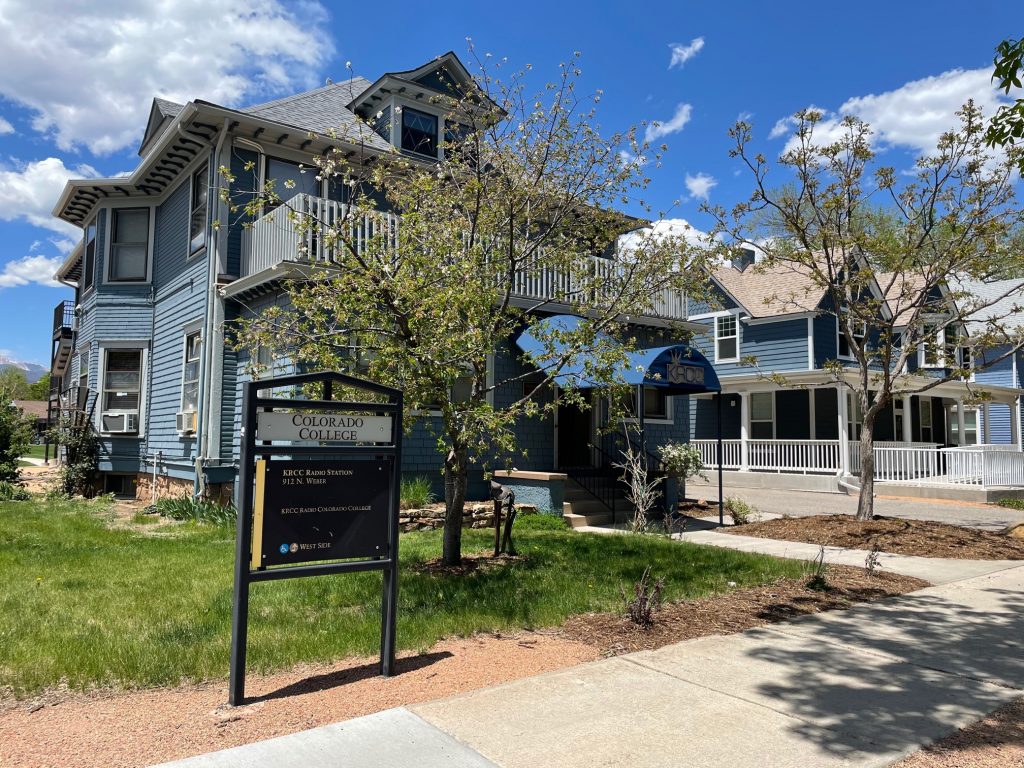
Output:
top-left (0, 0), bottom-right (1018, 365)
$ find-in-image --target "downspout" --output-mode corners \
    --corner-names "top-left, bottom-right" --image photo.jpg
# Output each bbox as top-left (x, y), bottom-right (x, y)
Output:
top-left (196, 119), bottom-right (231, 496)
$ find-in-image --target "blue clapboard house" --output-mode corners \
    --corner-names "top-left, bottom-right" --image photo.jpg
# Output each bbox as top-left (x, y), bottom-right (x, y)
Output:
top-left (45, 52), bottom-right (1024, 516)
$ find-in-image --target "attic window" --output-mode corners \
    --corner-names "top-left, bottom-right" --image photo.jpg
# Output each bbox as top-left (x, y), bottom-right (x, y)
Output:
top-left (401, 108), bottom-right (437, 157)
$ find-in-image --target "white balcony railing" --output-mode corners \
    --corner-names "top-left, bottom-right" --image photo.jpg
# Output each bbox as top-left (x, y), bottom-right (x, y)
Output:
top-left (692, 439), bottom-right (742, 470)
top-left (240, 194), bottom-right (690, 320)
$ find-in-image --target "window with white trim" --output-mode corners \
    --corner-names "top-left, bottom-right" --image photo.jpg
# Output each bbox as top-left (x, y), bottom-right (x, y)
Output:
top-left (189, 163), bottom-right (208, 256)
top-left (750, 392), bottom-right (774, 438)
top-left (108, 208), bottom-right (150, 282)
top-left (616, 386), bottom-right (673, 422)
top-left (836, 310), bottom-right (866, 359)
top-left (847, 392), bottom-right (864, 440)
top-left (948, 407), bottom-right (978, 445)
top-left (101, 348), bottom-right (143, 434)
top-left (919, 398), bottom-right (933, 442)
top-left (919, 324), bottom-right (945, 368)
top-left (715, 314), bottom-right (738, 362)
top-left (181, 332), bottom-right (201, 413)
top-left (83, 217), bottom-right (97, 290)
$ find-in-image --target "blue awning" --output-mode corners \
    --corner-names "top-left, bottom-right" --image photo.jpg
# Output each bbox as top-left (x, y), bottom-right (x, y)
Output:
top-left (514, 314), bottom-right (720, 394)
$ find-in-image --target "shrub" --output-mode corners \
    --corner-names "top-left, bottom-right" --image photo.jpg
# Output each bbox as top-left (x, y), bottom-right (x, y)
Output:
top-left (996, 498), bottom-right (1024, 510)
top-left (0, 481), bottom-right (30, 501)
top-left (400, 475), bottom-right (436, 509)
top-left (155, 495), bottom-right (237, 526)
top-left (622, 566), bottom-right (664, 627)
top-left (725, 496), bottom-right (754, 526)
top-left (49, 418), bottom-right (100, 497)
top-left (0, 404), bottom-right (32, 484)
top-left (658, 442), bottom-right (708, 483)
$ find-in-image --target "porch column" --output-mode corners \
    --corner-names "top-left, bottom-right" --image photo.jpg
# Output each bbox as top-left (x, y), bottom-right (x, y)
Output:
top-left (956, 400), bottom-right (967, 446)
top-left (902, 395), bottom-right (913, 443)
top-left (837, 384), bottom-right (849, 475)
top-left (739, 391), bottom-right (750, 471)
top-left (982, 402), bottom-right (991, 445)
top-left (1012, 396), bottom-right (1021, 450)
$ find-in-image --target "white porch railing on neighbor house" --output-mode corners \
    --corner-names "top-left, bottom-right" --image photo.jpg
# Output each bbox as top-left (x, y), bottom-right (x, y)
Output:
top-left (692, 439), bottom-right (742, 471)
top-left (693, 439), bottom-right (842, 474)
top-left (693, 438), bottom-right (1024, 488)
top-left (240, 193), bottom-right (690, 320)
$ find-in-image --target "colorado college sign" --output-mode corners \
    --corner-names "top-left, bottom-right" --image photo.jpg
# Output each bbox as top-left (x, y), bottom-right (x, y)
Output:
top-left (256, 412), bottom-right (392, 442)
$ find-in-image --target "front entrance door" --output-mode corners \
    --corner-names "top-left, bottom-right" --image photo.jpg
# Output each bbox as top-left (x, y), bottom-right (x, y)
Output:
top-left (557, 399), bottom-right (593, 469)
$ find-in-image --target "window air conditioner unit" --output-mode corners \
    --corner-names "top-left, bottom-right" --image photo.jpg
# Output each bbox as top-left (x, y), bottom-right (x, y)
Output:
top-left (103, 413), bottom-right (139, 434)
top-left (176, 410), bottom-right (197, 434)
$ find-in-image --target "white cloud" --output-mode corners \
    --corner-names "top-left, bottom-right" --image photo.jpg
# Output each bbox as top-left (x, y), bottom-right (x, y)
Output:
top-left (645, 103), bottom-right (693, 144)
top-left (668, 38), bottom-right (704, 69)
top-left (0, 116), bottom-right (13, 135)
top-left (618, 218), bottom-right (711, 254)
top-left (772, 69), bottom-right (1014, 155)
top-left (0, 0), bottom-right (333, 155)
top-left (684, 172), bottom-right (717, 200)
top-left (0, 254), bottom-right (64, 289)
top-left (0, 157), bottom-right (97, 236)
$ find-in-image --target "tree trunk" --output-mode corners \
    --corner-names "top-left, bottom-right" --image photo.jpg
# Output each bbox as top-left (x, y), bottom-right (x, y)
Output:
top-left (856, 411), bottom-right (876, 521)
top-left (442, 445), bottom-right (469, 566)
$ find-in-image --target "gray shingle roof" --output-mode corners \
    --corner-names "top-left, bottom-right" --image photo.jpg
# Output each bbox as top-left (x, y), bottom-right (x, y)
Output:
top-left (242, 78), bottom-right (392, 151)
top-left (950, 276), bottom-right (1024, 334)
top-left (153, 98), bottom-right (183, 118)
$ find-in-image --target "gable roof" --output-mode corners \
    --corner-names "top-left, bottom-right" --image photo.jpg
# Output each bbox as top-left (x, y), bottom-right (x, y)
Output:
top-left (138, 98), bottom-right (184, 157)
top-left (711, 260), bottom-right (827, 318)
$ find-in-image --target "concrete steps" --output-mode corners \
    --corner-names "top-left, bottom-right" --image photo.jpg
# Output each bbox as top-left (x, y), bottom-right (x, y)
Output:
top-left (562, 477), bottom-right (633, 528)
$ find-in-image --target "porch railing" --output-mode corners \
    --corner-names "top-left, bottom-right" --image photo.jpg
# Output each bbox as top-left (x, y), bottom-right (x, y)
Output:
top-left (240, 193), bottom-right (690, 321)
top-left (692, 438), bottom-right (1024, 489)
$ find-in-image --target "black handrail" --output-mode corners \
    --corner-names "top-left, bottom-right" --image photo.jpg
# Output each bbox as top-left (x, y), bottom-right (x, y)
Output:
top-left (53, 300), bottom-right (74, 335)
top-left (563, 440), bottom-right (622, 524)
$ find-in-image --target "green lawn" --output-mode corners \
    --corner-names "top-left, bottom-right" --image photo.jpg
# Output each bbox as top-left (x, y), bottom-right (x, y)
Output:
top-left (0, 498), bottom-right (806, 695)
top-left (19, 444), bottom-right (47, 460)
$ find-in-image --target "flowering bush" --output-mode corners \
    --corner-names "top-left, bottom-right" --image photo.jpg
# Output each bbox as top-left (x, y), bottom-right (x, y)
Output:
top-left (658, 442), bottom-right (707, 483)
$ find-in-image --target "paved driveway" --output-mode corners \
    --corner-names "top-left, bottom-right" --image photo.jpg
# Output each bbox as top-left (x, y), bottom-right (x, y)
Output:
top-left (690, 485), bottom-right (1024, 531)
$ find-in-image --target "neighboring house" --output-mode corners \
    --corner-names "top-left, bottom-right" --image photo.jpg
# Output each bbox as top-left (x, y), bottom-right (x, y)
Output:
top-left (45, 52), bottom-right (714, 508)
top-left (684, 252), bottom-right (1024, 496)
top-left (12, 400), bottom-right (48, 441)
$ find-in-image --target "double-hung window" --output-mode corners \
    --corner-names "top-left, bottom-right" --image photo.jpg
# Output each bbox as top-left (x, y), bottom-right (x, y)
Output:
top-left (108, 208), bottom-right (150, 282)
top-left (401, 108), bottom-right (438, 157)
top-left (82, 218), bottom-right (97, 290)
top-left (189, 163), bottom-right (208, 256)
top-left (919, 324), bottom-right (945, 368)
top-left (837, 310), bottom-right (866, 359)
top-left (101, 348), bottom-right (143, 434)
top-left (181, 332), bottom-right (201, 413)
top-left (847, 392), bottom-right (864, 440)
top-left (715, 314), bottom-right (739, 362)
top-left (750, 392), bottom-right (774, 438)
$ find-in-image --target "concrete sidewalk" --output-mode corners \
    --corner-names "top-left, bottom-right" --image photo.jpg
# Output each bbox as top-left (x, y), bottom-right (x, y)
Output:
top-left (154, 563), bottom-right (1024, 768)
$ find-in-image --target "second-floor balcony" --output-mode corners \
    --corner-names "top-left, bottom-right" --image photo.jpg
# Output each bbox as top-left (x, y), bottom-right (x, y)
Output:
top-left (237, 194), bottom-right (691, 322)
top-left (51, 300), bottom-right (75, 378)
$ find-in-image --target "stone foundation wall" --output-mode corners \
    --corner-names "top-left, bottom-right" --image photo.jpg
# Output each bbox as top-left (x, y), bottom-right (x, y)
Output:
top-left (134, 474), bottom-right (234, 506)
top-left (400, 503), bottom-right (538, 533)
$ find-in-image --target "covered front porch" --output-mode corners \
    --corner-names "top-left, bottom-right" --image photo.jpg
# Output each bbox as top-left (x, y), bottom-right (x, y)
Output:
top-left (689, 372), bottom-right (1024, 493)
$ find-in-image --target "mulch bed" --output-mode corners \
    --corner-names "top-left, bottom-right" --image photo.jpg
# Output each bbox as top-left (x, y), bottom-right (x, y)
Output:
top-left (725, 514), bottom-right (1024, 560)
top-left (894, 696), bottom-right (1024, 767)
top-left (561, 566), bottom-right (927, 655)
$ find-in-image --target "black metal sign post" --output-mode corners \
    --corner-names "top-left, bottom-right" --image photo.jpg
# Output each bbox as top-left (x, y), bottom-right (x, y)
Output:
top-left (229, 371), bottom-right (402, 706)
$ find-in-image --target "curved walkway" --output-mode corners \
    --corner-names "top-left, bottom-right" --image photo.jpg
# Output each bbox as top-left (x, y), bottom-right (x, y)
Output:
top-left (154, 534), bottom-right (1024, 768)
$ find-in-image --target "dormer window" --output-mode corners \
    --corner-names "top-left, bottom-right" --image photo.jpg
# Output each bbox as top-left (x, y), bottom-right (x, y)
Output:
top-left (401, 108), bottom-right (437, 157)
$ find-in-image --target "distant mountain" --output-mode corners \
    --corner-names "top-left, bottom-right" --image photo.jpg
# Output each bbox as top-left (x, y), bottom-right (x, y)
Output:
top-left (0, 355), bottom-right (48, 383)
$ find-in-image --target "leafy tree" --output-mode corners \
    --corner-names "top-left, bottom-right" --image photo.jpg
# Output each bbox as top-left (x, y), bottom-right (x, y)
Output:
top-left (0, 380), bottom-right (32, 483)
top-left (0, 368), bottom-right (31, 400)
top-left (987, 36), bottom-right (1024, 174)
top-left (233, 51), bottom-right (710, 564)
top-left (27, 374), bottom-right (50, 401)
top-left (708, 103), bottom-right (1024, 521)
